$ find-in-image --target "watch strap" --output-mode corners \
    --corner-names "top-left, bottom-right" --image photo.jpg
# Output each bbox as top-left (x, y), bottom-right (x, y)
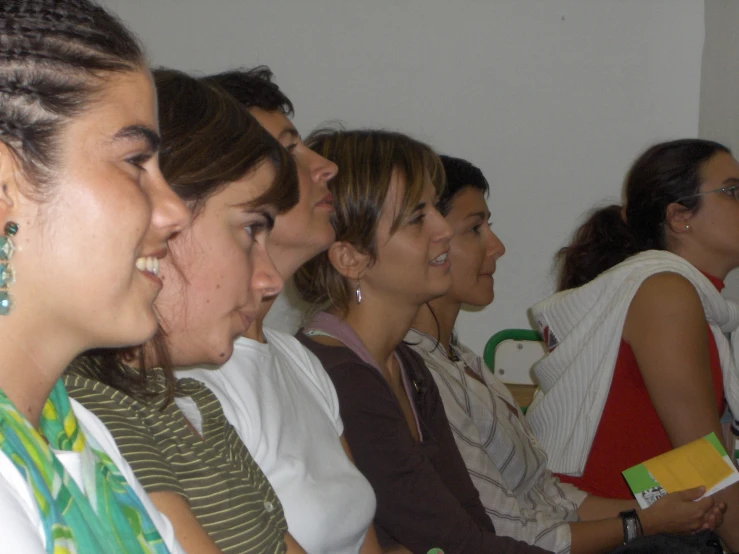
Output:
top-left (619, 509), bottom-right (643, 543)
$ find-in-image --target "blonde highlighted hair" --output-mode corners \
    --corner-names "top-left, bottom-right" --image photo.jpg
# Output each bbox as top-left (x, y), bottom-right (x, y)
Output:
top-left (295, 127), bottom-right (445, 315)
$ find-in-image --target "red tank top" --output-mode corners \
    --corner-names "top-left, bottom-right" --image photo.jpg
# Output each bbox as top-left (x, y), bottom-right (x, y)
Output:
top-left (556, 273), bottom-right (728, 499)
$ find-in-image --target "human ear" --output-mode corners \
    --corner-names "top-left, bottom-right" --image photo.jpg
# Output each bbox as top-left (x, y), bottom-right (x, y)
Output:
top-left (664, 202), bottom-right (693, 235)
top-left (0, 142), bottom-right (24, 219)
top-left (327, 241), bottom-right (370, 281)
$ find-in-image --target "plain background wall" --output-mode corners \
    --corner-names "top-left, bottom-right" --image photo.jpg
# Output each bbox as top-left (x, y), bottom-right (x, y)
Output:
top-left (701, 0), bottom-right (739, 300)
top-left (102, 0), bottom-right (705, 355)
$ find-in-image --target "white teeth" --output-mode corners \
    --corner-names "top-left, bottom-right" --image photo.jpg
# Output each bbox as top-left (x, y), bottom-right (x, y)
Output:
top-left (431, 253), bottom-right (448, 264)
top-left (136, 256), bottom-right (159, 276)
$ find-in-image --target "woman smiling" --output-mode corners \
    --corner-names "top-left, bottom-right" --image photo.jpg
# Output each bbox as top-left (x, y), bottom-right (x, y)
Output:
top-left (0, 1), bottom-right (190, 551)
top-left (65, 70), bottom-right (303, 554)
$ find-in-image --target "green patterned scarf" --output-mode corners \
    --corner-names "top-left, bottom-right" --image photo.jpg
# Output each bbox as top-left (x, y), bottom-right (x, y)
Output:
top-left (0, 379), bottom-right (171, 554)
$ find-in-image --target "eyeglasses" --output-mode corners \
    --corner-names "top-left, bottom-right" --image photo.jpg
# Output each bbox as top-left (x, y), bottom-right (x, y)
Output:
top-left (677, 184), bottom-right (739, 205)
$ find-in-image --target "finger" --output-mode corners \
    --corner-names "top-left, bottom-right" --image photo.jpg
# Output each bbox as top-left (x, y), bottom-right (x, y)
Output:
top-left (691, 496), bottom-right (714, 512)
top-left (714, 511), bottom-right (724, 527)
top-left (678, 485), bottom-right (706, 500)
top-left (704, 513), bottom-right (716, 529)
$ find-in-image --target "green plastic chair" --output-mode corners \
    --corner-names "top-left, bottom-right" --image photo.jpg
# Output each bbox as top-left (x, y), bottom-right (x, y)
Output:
top-left (483, 329), bottom-right (544, 411)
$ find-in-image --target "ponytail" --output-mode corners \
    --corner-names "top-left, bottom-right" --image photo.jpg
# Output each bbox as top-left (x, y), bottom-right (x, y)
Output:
top-left (557, 139), bottom-right (731, 291)
top-left (556, 205), bottom-right (643, 290)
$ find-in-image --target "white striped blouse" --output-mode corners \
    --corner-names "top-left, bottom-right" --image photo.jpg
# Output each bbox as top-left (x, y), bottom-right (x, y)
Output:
top-left (406, 329), bottom-right (587, 554)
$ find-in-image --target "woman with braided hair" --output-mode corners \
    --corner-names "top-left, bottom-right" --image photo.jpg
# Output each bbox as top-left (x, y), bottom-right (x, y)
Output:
top-left (0, 0), bottom-right (190, 552)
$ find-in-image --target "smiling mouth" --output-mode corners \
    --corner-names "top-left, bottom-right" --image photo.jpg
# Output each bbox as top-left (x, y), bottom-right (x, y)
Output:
top-left (430, 253), bottom-right (448, 265)
top-left (135, 256), bottom-right (160, 276)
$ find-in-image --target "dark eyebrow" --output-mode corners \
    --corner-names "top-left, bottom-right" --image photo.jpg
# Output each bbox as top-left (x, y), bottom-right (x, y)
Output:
top-left (722, 177), bottom-right (739, 187)
top-left (412, 201), bottom-right (427, 212)
top-left (111, 125), bottom-right (160, 153)
top-left (230, 203), bottom-right (277, 231)
top-left (465, 211), bottom-right (488, 220)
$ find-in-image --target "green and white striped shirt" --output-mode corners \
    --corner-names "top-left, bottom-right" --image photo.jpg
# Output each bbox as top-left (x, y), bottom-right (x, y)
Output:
top-left (65, 358), bottom-right (287, 554)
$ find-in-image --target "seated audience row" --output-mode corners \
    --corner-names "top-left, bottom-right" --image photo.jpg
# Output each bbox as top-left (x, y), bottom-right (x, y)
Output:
top-left (64, 68), bottom-right (302, 554)
top-left (407, 155), bottom-right (714, 553)
top-left (0, 2), bottom-right (734, 553)
top-left (294, 137), bottom-right (721, 554)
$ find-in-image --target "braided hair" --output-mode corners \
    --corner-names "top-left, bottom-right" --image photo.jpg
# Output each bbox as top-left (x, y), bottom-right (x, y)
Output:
top-left (0, 0), bottom-right (144, 191)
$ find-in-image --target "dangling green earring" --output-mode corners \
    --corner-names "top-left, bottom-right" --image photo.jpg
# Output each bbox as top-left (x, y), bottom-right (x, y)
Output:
top-left (0, 221), bottom-right (18, 315)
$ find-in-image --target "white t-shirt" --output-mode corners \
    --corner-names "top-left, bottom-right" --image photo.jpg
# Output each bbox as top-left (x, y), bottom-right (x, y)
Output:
top-left (0, 398), bottom-right (183, 553)
top-left (180, 328), bottom-right (376, 554)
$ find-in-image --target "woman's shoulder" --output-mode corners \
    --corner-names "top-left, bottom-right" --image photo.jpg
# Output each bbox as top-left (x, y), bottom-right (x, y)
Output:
top-left (626, 271), bottom-right (704, 323)
top-left (64, 369), bottom-right (162, 419)
top-left (64, 367), bottom-right (139, 409)
top-left (398, 342), bottom-right (436, 377)
top-left (0, 450), bottom-right (47, 551)
top-left (295, 331), bottom-right (371, 371)
top-left (65, 355), bottom-right (173, 409)
top-left (636, 270), bottom-right (700, 293)
top-left (64, 361), bottom-right (185, 451)
top-left (265, 326), bottom-right (324, 375)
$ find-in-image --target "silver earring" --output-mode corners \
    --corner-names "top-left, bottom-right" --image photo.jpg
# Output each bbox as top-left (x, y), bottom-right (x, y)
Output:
top-left (684, 224), bottom-right (691, 230)
top-left (355, 280), bottom-right (362, 304)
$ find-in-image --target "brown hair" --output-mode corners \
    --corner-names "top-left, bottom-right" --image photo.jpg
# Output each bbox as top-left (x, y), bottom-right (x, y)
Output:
top-left (0, 0), bottom-right (145, 193)
top-left (75, 69), bottom-right (299, 405)
top-left (294, 128), bottom-right (445, 315)
top-left (557, 139), bottom-right (730, 291)
top-left (157, 68), bottom-right (298, 217)
top-left (204, 66), bottom-right (294, 117)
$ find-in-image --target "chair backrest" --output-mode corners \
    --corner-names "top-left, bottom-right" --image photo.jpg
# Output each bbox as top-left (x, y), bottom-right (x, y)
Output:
top-left (483, 329), bottom-right (545, 386)
top-left (483, 329), bottom-right (545, 410)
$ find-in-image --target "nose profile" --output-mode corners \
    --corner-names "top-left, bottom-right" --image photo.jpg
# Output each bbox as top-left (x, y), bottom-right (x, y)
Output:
top-left (432, 206), bottom-right (453, 244)
top-left (152, 171), bottom-right (190, 237)
top-left (251, 243), bottom-right (284, 302)
top-left (487, 228), bottom-right (505, 260)
top-left (309, 149), bottom-right (338, 183)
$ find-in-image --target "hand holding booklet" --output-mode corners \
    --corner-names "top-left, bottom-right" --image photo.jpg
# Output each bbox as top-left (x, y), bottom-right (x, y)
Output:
top-left (622, 432), bottom-right (739, 508)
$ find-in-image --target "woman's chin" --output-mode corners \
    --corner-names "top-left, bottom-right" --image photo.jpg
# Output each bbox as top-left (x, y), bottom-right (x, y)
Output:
top-left (107, 314), bottom-right (158, 349)
top-left (206, 342), bottom-right (235, 366)
top-left (298, 229), bottom-right (336, 266)
top-left (469, 290), bottom-right (495, 309)
top-left (420, 282), bottom-right (453, 304)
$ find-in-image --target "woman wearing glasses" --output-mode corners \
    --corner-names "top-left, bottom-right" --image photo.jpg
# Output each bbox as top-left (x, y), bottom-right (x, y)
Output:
top-left (525, 139), bottom-right (739, 550)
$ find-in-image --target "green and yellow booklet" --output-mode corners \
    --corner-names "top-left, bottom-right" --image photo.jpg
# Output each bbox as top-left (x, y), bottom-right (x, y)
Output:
top-left (622, 432), bottom-right (739, 508)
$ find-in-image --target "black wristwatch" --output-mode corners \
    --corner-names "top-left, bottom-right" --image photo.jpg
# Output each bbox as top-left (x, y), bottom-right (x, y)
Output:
top-left (619, 510), bottom-right (643, 543)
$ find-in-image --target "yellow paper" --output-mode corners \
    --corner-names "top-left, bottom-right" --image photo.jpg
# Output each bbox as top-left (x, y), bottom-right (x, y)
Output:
top-left (643, 437), bottom-right (732, 492)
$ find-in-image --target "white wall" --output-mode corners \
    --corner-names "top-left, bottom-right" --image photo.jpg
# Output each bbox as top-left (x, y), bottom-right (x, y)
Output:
top-left (102, 0), bottom-right (705, 355)
top-left (700, 0), bottom-right (739, 301)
